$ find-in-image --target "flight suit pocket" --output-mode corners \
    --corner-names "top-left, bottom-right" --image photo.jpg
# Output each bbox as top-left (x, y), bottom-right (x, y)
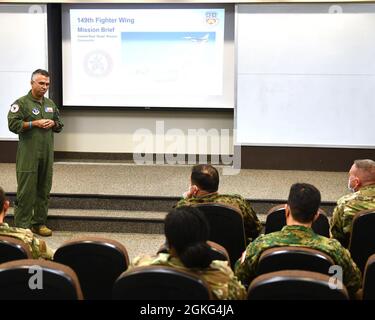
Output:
top-left (43, 105), bottom-right (55, 120)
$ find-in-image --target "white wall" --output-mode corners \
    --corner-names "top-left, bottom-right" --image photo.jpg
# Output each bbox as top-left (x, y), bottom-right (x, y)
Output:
top-left (54, 109), bottom-right (234, 155)
top-left (0, 4), bottom-right (48, 140)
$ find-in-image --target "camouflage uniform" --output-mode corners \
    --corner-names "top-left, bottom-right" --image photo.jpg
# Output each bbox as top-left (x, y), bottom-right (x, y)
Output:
top-left (0, 223), bottom-right (54, 260)
top-left (234, 225), bottom-right (361, 296)
top-left (330, 184), bottom-right (375, 248)
top-left (130, 253), bottom-right (246, 300)
top-left (176, 193), bottom-right (262, 243)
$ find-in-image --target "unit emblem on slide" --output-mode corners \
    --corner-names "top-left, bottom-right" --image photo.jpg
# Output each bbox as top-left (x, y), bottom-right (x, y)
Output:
top-left (206, 11), bottom-right (219, 25)
top-left (84, 50), bottom-right (113, 77)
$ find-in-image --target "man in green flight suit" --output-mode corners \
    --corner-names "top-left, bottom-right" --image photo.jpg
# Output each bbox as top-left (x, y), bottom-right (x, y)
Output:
top-left (8, 69), bottom-right (64, 236)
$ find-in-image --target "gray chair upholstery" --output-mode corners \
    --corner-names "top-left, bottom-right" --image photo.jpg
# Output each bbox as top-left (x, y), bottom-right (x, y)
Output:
top-left (362, 254), bottom-right (375, 300)
top-left (192, 203), bottom-right (246, 268)
top-left (247, 270), bottom-right (349, 300)
top-left (113, 265), bottom-right (212, 300)
top-left (349, 209), bottom-right (375, 273)
top-left (207, 240), bottom-right (231, 265)
top-left (54, 236), bottom-right (129, 300)
top-left (264, 204), bottom-right (330, 237)
top-left (257, 246), bottom-right (335, 276)
top-left (0, 259), bottom-right (83, 300)
top-left (0, 235), bottom-right (32, 263)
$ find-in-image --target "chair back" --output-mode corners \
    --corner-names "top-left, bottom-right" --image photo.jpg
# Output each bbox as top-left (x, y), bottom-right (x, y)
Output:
top-left (54, 236), bottom-right (129, 300)
top-left (0, 259), bottom-right (83, 300)
top-left (349, 209), bottom-right (375, 273)
top-left (257, 246), bottom-right (335, 275)
top-left (363, 254), bottom-right (375, 300)
top-left (0, 236), bottom-right (32, 263)
top-left (207, 240), bottom-right (231, 265)
top-left (158, 240), bottom-right (231, 266)
top-left (247, 270), bottom-right (349, 300)
top-left (192, 203), bottom-right (246, 268)
top-left (113, 265), bottom-right (212, 300)
top-left (265, 204), bottom-right (329, 237)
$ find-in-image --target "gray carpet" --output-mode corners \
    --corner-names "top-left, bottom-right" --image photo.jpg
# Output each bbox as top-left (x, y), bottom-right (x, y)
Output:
top-left (0, 162), bottom-right (348, 202)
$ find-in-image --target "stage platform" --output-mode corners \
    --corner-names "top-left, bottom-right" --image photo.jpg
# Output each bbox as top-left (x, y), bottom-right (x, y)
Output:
top-left (0, 161), bottom-right (348, 234)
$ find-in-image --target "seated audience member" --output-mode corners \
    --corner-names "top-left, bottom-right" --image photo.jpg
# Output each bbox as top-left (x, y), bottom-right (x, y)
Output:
top-left (235, 183), bottom-right (361, 297)
top-left (176, 164), bottom-right (261, 243)
top-left (129, 207), bottom-right (246, 300)
top-left (330, 159), bottom-right (375, 247)
top-left (0, 187), bottom-right (54, 260)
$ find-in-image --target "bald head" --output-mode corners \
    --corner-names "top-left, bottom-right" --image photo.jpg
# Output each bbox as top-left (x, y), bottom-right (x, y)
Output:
top-left (354, 160), bottom-right (375, 184)
top-left (349, 159), bottom-right (375, 191)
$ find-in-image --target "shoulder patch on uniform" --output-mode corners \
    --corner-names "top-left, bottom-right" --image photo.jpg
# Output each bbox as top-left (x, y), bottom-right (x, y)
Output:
top-left (10, 104), bottom-right (19, 113)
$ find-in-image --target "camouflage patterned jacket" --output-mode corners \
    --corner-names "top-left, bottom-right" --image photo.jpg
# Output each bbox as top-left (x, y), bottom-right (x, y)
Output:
top-left (129, 253), bottom-right (246, 300)
top-left (0, 223), bottom-right (54, 260)
top-left (176, 193), bottom-right (262, 243)
top-left (330, 184), bottom-right (375, 248)
top-left (234, 225), bottom-right (361, 296)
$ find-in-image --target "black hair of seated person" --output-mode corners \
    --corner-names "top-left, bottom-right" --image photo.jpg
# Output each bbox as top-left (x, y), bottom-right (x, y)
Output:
top-left (165, 207), bottom-right (213, 269)
top-left (287, 183), bottom-right (321, 224)
top-left (191, 164), bottom-right (219, 193)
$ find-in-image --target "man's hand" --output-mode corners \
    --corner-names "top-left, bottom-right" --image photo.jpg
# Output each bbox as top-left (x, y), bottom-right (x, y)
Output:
top-left (182, 185), bottom-right (198, 199)
top-left (34, 119), bottom-right (55, 129)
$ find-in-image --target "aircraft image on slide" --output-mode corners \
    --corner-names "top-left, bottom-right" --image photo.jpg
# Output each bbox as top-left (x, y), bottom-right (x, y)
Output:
top-left (183, 33), bottom-right (209, 43)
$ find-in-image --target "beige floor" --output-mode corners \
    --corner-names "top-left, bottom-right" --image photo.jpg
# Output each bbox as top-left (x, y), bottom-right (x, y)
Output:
top-left (0, 162), bottom-right (348, 202)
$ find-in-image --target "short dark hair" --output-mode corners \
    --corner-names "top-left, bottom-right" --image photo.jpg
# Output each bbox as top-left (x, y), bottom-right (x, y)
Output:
top-left (0, 187), bottom-right (5, 211)
top-left (31, 69), bottom-right (50, 81)
top-left (191, 164), bottom-right (219, 193)
top-left (287, 183), bottom-right (321, 223)
top-left (164, 207), bottom-right (212, 268)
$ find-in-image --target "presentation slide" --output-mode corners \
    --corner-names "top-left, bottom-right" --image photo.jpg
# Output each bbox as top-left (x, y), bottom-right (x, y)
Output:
top-left (62, 5), bottom-right (234, 108)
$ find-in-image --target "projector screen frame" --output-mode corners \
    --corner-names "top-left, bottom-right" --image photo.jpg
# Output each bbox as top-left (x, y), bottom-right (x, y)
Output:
top-left (59, 2), bottom-right (235, 111)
